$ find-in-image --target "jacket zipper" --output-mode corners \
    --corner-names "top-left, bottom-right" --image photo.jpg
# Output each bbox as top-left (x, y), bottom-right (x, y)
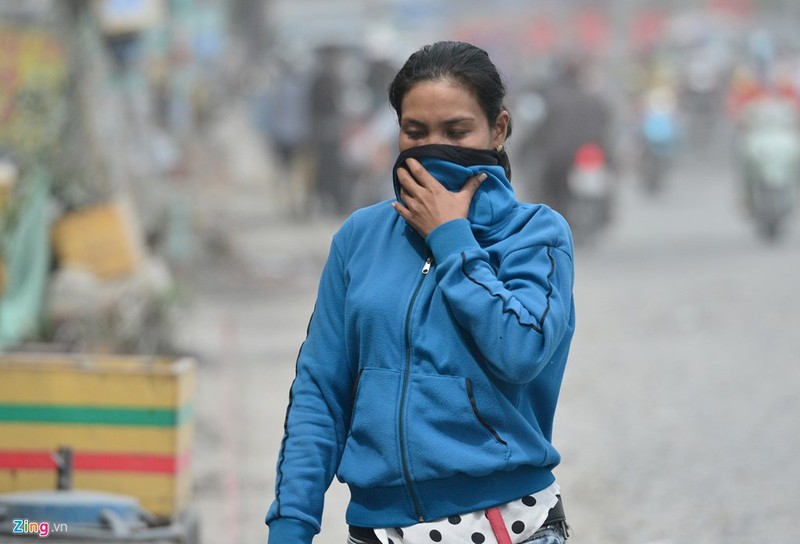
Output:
top-left (398, 255), bottom-right (432, 522)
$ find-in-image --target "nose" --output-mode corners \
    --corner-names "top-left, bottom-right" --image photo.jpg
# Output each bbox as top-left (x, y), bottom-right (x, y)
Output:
top-left (424, 134), bottom-right (447, 146)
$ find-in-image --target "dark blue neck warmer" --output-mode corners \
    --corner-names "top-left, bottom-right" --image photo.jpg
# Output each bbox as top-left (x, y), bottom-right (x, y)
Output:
top-left (391, 144), bottom-right (517, 237)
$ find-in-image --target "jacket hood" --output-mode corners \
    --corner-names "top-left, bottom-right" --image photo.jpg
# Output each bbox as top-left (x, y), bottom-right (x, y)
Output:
top-left (392, 144), bottom-right (517, 237)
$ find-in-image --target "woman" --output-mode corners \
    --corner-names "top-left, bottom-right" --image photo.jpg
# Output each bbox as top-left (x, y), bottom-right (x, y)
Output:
top-left (266, 41), bottom-right (575, 544)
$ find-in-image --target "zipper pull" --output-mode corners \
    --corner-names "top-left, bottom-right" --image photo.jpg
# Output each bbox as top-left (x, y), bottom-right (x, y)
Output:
top-left (421, 257), bottom-right (432, 275)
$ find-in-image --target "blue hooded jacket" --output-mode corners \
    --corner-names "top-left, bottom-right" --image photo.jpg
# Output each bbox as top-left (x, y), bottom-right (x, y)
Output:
top-left (266, 144), bottom-right (575, 543)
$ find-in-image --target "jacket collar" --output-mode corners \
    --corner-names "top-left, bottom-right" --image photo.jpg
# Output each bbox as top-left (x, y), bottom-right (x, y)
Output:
top-left (392, 144), bottom-right (517, 237)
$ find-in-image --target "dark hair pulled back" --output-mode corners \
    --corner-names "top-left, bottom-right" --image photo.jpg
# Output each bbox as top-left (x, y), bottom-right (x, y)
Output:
top-left (388, 41), bottom-right (513, 179)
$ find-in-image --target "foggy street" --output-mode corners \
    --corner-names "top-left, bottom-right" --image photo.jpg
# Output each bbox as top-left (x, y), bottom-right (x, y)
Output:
top-left (554, 147), bottom-right (800, 543)
top-left (175, 140), bottom-right (800, 544)
top-left (4, 2), bottom-right (800, 544)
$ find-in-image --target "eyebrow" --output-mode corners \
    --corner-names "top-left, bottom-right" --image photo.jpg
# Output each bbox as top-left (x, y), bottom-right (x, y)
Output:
top-left (401, 117), bottom-right (476, 128)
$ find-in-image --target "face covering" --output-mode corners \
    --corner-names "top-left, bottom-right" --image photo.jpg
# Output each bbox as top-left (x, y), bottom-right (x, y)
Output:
top-left (392, 144), bottom-right (504, 198)
top-left (391, 144), bottom-right (516, 233)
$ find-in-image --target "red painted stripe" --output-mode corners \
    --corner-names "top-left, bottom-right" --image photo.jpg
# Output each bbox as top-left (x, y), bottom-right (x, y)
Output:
top-left (0, 451), bottom-right (55, 470)
top-left (0, 450), bottom-right (191, 474)
top-left (74, 453), bottom-right (178, 473)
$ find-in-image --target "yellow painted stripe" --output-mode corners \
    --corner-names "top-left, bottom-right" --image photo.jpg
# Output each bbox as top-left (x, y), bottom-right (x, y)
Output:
top-left (0, 470), bottom-right (56, 492)
top-left (0, 423), bottom-right (193, 454)
top-left (75, 471), bottom-right (192, 518)
top-left (0, 356), bottom-right (195, 408)
top-left (0, 470), bottom-right (191, 519)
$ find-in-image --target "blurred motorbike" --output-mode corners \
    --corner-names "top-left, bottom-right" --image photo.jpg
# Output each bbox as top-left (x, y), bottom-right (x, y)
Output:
top-left (737, 96), bottom-right (800, 242)
top-left (566, 143), bottom-right (613, 245)
top-left (638, 86), bottom-right (680, 194)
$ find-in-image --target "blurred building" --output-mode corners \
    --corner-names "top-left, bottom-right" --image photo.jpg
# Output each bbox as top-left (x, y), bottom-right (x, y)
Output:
top-left (0, 0), bottom-right (233, 352)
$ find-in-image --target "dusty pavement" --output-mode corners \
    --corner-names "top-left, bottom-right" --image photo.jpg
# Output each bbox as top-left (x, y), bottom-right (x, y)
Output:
top-left (169, 137), bottom-right (800, 544)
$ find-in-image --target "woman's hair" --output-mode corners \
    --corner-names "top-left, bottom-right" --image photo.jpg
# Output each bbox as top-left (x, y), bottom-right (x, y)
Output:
top-left (388, 41), bottom-right (513, 179)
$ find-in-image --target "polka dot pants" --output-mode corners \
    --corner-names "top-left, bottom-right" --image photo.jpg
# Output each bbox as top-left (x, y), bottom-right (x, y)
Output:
top-left (358, 483), bottom-right (564, 544)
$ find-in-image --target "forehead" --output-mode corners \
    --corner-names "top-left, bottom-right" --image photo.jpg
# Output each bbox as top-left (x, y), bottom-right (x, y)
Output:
top-left (400, 79), bottom-right (484, 122)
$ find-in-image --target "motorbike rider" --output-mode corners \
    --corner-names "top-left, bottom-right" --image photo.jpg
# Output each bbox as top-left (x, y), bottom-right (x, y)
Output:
top-left (522, 54), bottom-right (614, 226)
top-left (735, 90), bottom-right (800, 238)
top-left (636, 83), bottom-right (681, 194)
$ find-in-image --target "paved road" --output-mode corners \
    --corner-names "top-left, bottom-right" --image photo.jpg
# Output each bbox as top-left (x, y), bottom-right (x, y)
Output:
top-left (174, 143), bottom-right (800, 544)
top-left (556, 150), bottom-right (800, 544)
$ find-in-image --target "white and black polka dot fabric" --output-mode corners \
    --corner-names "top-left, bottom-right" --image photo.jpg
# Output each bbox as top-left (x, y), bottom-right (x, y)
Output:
top-left (373, 482), bottom-right (560, 544)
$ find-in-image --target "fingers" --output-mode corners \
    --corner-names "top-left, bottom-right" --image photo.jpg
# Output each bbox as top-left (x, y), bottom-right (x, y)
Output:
top-left (400, 159), bottom-right (487, 192)
top-left (397, 158), bottom-right (441, 198)
top-left (391, 199), bottom-right (409, 219)
top-left (393, 164), bottom-right (488, 237)
top-left (396, 167), bottom-right (421, 201)
top-left (461, 172), bottom-right (488, 198)
top-left (404, 158), bottom-right (430, 187)
top-left (397, 160), bottom-right (488, 204)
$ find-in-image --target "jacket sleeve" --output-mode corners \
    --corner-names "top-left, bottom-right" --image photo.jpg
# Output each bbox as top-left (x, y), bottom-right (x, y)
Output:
top-left (265, 235), bottom-right (354, 544)
top-left (426, 216), bottom-right (574, 384)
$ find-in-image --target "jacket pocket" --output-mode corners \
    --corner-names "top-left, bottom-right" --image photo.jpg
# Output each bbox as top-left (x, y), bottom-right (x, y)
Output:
top-left (405, 373), bottom-right (509, 481)
top-left (337, 368), bottom-right (405, 487)
top-left (465, 378), bottom-right (507, 446)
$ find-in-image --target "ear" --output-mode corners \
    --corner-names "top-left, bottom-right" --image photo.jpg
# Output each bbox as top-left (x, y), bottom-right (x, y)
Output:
top-left (493, 110), bottom-right (510, 147)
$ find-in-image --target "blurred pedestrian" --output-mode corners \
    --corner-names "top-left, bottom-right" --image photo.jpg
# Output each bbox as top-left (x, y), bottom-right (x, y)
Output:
top-left (308, 45), bottom-right (350, 215)
top-left (258, 54), bottom-right (313, 218)
top-left (265, 41), bottom-right (575, 544)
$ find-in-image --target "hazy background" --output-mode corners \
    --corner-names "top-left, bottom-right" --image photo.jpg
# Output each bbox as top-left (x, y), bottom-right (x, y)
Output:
top-left (1, 1), bottom-right (799, 543)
